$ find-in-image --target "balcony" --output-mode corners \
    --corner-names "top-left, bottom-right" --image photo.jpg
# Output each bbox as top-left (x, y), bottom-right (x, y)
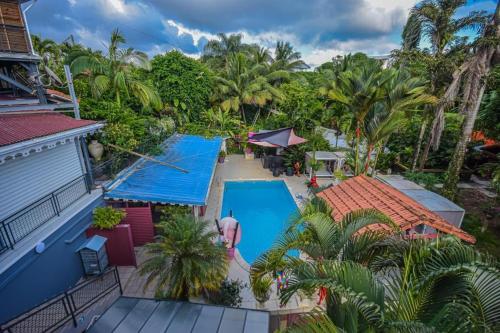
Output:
top-left (0, 174), bottom-right (92, 255)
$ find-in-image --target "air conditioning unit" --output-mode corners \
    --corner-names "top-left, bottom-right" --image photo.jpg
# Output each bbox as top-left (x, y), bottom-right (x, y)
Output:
top-left (76, 235), bottom-right (108, 275)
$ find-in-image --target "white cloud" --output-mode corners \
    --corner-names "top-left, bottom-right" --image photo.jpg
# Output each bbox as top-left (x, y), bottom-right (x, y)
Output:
top-left (301, 37), bottom-right (400, 67)
top-left (74, 27), bottom-right (108, 50)
top-left (67, 0), bottom-right (77, 6)
top-left (166, 20), bottom-right (217, 47)
top-left (95, 0), bottom-right (141, 18)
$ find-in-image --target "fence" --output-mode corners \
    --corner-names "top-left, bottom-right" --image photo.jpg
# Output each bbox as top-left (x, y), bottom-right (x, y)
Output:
top-left (0, 174), bottom-right (91, 255)
top-left (0, 267), bottom-right (122, 333)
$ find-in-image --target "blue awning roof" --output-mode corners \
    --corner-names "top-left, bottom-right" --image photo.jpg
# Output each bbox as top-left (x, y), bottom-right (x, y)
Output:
top-left (105, 134), bottom-right (222, 206)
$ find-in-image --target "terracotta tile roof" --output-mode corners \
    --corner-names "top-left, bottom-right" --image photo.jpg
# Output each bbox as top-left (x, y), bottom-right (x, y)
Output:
top-left (317, 175), bottom-right (475, 243)
top-left (0, 112), bottom-right (97, 147)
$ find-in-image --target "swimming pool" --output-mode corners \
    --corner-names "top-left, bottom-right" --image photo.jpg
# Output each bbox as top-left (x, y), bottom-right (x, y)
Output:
top-left (220, 180), bottom-right (299, 264)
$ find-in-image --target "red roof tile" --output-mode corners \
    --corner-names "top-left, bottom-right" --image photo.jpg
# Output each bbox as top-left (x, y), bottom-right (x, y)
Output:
top-left (317, 175), bottom-right (475, 243)
top-left (0, 112), bottom-right (97, 147)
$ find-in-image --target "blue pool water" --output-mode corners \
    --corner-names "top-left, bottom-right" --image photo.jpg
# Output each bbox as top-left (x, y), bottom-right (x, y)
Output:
top-left (220, 180), bottom-right (299, 263)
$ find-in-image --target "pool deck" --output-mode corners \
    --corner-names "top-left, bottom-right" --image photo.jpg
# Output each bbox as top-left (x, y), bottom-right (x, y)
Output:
top-left (119, 154), bottom-right (334, 314)
top-left (203, 154), bottom-right (333, 314)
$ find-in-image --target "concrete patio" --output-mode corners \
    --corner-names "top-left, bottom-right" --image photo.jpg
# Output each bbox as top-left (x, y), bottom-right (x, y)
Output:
top-left (118, 154), bottom-right (335, 315)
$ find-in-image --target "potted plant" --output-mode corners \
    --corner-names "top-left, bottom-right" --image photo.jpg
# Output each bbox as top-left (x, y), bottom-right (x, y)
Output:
top-left (87, 206), bottom-right (136, 266)
top-left (218, 150), bottom-right (226, 163)
top-left (92, 206), bottom-right (126, 230)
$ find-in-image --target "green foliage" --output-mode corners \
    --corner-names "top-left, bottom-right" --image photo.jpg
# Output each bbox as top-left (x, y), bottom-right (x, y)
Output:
top-left (139, 215), bottom-right (228, 300)
top-left (69, 29), bottom-right (161, 109)
top-left (151, 51), bottom-right (213, 120)
top-left (80, 100), bottom-right (170, 153)
top-left (404, 171), bottom-right (443, 189)
top-left (476, 162), bottom-right (499, 178)
top-left (386, 114), bottom-right (462, 169)
top-left (92, 206), bottom-right (126, 230)
top-left (269, 81), bottom-right (324, 133)
top-left (462, 214), bottom-right (500, 259)
top-left (160, 205), bottom-right (191, 222)
top-left (208, 279), bottom-right (246, 307)
top-left (476, 65), bottom-right (500, 140)
top-left (250, 275), bottom-right (273, 304)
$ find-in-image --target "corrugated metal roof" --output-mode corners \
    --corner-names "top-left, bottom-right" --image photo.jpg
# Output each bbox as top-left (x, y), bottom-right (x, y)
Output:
top-left (105, 134), bottom-right (222, 206)
top-left (317, 175), bottom-right (475, 243)
top-left (377, 175), bottom-right (465, 213)
top-left (0, 112), bottom-right (97, 147)
top-left (76, 235), bottom-right (107, 252)
top-left (88, 297), bottom-right (270, 333)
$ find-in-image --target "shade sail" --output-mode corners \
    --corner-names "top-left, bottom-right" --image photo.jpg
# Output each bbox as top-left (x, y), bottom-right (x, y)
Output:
top-left (105, 134), bottom-right (222, 206)
top-left (248, 127), bottom-right (306, 148)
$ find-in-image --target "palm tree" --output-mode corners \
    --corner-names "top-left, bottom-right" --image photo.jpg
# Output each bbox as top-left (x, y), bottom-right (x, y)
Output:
top-left (68, 29), bottom-right (161, 109)
top-left (281, 237), bottom-right (500, 332)
top-left (271, 41), bottom-right (308, 72)
top-left (32, 35), bottom-right (61, 67)
top-left (403, 0), bottom-right (488, 54)
top-left (203, 33), bottom-right (245, 58)
top-left (139, 215), bottom-right (228, 300)
top-left (402, 0), bottom-right (489, 170)
top-left (250, 46), bottom-right (272, 65)
top-left (250, 197), bottom-right (398, 302)
top-left (362, 70), bottom-right (436, 173)
top-left (442, 3), bottom-right (499, 200)
top-left (323, 62), bottom-right (388, 175)
top-left (212, 52), bottom-right (284, 123)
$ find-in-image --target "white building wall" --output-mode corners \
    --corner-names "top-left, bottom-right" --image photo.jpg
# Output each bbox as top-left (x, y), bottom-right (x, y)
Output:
top-left (0, 141), bottom-right (84, 220)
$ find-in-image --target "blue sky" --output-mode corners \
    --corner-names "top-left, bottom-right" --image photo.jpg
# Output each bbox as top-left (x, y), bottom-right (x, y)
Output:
top-left (25, 0), bottom-right (496, 66)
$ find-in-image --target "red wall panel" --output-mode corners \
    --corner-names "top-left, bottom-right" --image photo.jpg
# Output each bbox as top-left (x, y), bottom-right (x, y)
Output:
top-left (86, 224), bottom-right (136, 266)
top-left (121, 206), bottom-right (154, 246)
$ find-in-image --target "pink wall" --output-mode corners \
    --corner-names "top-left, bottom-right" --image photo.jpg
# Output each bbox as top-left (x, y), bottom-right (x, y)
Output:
top-left (122, 206), bottom-right (155, 246)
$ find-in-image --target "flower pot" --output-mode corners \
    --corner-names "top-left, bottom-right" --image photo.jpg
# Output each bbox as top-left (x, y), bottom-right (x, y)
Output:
top-left (218, 156), bottom-right (225, 163)
top-left (88, 140), bottom-right (104, 161)
top-left (286, 167), bottom-right (294, 176)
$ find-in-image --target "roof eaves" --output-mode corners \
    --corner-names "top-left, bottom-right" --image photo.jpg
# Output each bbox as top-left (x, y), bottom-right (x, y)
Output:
top-left (0, 122), bottom-right (104, 157)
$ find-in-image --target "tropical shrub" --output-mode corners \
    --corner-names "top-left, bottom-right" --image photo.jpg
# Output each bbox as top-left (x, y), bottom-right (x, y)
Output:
top-left (208, 279), bottom-right (246, 307)
top-left (92, 206), bottom-right (126, 230)
top-left (404, 171), bottom-right (443, 189)
top-left (250, 275), bottom-right (273, 304)
top-left (151, 50), bottom-right (213, 120)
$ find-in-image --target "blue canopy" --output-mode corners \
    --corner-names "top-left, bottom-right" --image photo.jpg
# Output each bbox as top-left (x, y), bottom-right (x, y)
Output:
top-left (105, 134), bottom-right (222, 206)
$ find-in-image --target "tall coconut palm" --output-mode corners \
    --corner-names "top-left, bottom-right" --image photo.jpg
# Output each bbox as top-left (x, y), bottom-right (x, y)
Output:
top-left (282, 237), bottom-right (500, 332)
top-left (203, 33), bottom-right (245, 59)
top-left (250, 197), bottom-right (398, 302)
top-left (68, 29), bottom-right (161, 109)
top-left (250, 46), bottom-right (272, 65)
top-left (442, 3), bottom-right (499, 200)
top-left (402, 0), bottom-right (489, 169)
top-left (139, 215), bottom-right (228, 300)
top-left (271, 41), bottom-right (309, 72)
top-left (212, 52), bottom-right (284, 123)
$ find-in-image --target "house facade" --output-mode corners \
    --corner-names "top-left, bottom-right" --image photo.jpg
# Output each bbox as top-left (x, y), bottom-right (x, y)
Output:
top-left (0, 0), bottom-right (105, 323)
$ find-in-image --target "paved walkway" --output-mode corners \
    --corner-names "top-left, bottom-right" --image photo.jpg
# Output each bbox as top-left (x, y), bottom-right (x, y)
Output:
top-left (205, 155), bottom-right (331, 313)
top-left (119, 154), bottom-right (332, 314)
top-left (434, 174), bottom-right (497, 199)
